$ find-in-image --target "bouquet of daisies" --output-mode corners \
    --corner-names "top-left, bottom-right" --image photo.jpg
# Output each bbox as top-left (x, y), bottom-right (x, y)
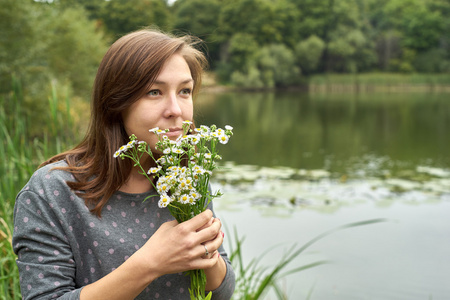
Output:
top-left (115, 121), bottom-right (233, 299)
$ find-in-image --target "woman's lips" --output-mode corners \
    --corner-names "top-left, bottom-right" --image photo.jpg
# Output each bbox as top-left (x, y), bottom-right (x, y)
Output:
top-left (163, 128), bottom-right (182, 138)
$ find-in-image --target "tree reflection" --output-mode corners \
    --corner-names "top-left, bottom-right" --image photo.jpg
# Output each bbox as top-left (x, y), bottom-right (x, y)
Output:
top-left (195, 91), bottom-right (450, 177)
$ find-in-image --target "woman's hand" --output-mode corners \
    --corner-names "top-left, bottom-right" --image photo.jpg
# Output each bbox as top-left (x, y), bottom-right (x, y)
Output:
top-left (137, 209), bottom-right (224, 278)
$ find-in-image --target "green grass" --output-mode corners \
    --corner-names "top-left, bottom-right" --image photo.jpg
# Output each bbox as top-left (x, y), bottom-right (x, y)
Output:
top-left (0, 78), bottom-right (77, 299)
top-left (308, 73), bottom-right (450, 92)
top-left (309, 72), bottom-right (450, 85)
top-left (1, 79), bottom-right (30, 300)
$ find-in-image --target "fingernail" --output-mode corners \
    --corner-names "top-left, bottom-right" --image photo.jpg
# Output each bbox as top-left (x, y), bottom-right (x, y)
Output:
top-left (222, 232), bottom-right (225, 238)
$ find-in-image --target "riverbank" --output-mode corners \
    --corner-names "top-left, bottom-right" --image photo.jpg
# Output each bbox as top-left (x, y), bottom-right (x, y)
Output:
top-left (309, 73), bottom-right (450, 93)
top-left (202, 72), bottom-right (450, 93)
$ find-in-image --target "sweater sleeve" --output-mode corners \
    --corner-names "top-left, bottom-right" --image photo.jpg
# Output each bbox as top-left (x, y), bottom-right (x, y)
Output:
top-left (13, 189), bottom-right (81, 300)
top-left (208, 201), bottom-right (236, 300)
top-left (210, 255), bottom-right (235, 300)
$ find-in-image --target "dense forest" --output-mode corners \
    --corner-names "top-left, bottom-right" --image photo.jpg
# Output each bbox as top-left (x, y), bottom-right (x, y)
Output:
top-left (1, 0), bottom-right (449, 99)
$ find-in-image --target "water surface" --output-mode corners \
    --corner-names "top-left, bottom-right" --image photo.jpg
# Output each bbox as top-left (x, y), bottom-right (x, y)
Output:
top-left (195, 91), bottom-right (450, 299)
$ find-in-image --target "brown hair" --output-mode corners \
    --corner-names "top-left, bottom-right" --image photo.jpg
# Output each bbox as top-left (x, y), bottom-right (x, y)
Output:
top-left (42, 29), bottom-right (208, 216)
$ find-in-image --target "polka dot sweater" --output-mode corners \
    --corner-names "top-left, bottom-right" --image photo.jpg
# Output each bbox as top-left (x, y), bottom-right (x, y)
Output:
top-left (13, 161), bottom-right (235, 300)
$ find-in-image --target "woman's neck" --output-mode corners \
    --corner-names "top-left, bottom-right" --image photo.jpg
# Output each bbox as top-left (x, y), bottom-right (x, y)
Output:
top-left (119, 157), bottom-right (155, 194)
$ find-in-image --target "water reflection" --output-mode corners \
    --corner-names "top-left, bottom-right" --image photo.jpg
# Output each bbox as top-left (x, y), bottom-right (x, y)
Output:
top-left (195, 91), bottom-right (450, 177)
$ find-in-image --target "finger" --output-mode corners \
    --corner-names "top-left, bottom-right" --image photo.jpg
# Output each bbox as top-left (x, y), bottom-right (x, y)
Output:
top-left (200, 231), bottom-right (224, 259)
top-left (201, 249), bottom-right (218, 260)
top-left (200, 243), bottom-right (211, 259)
top-left (162, 219), bottom-right (179, 228)
top-left (200, 242), bottom-right (219, 260)
top-left (208, 250), bottom-right (218, 259)
top-left (181, 210), bottom-right (213, 232)
top-left (196, 216), bottom-right (214, 232)
top-left (197, 250), bottom-right (220, 269)
top-left (197, 218), bottom-right (222, 243)
top-left (209, 231), bottom-right (224, 252)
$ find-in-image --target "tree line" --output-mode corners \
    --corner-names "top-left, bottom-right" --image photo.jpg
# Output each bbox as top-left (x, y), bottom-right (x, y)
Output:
top-left (1, 0), bottom-right (449, 98)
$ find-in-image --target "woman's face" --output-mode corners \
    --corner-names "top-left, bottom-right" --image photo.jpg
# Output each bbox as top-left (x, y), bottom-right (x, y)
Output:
top-left (122, 54), bottom-right (194, 151)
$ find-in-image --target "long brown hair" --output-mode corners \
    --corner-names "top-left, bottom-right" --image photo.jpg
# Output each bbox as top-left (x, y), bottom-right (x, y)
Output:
top-left (42, 29), bottom-right (208, 216)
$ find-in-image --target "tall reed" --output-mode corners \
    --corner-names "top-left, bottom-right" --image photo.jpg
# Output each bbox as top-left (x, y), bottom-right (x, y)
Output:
top-left (229, 219), bottom-right (386, 300)
top-left (0, 78), bottom-right (77, 299)
top-left (308, 73), bottom-right (450, 93)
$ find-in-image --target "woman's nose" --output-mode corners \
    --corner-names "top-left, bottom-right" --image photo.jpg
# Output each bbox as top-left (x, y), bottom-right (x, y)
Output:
top-left (164, 92), bottom-right (182, 118)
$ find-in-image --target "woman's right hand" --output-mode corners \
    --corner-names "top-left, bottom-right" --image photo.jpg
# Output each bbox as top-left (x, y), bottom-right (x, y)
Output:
top-left (136, 209), bottom-right (223, 279)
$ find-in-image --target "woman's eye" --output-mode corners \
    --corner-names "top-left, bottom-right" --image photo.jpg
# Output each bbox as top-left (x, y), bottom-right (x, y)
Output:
top-left (147, 90), bottom-right (161, 96)
top-left (180, 88), bottom-right (192, 96)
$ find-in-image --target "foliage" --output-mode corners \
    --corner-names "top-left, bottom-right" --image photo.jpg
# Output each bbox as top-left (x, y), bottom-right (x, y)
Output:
top-left (211, 0), bottom-right (449, 83)
top-left (0, 79), bottom-right (25, 300)
top-left (368, 0), bottom-right (449, 72)
top-left (0, 0), bottom-right (108, 131)
top-left (227, 33), bottom-right (260, 74)
top-left (256, 44), bottom-right (301, 87)
top-left (172, 0), bottom-right (222, 64)
top-left (45, 7), bottom-right (108, 96)
top-left (0, 78), bottom-right (80, 299)
top-left (309, 72), bottom-right (450, 86)
top-left (0, 0), bottom-right (48, 94)
top-left (414, 48), bottom-right (450, 73)
top-left (230, 67), bottom-right (265, 89)
top-left (295, 35), bottom-right (326, 75)
top-left (100, 0), bottom-right (171, 38)
top-left (218, 0), bottom-right (283, 46)
top-left (56, 0), bottom-right (106, 20)
top-left (2, 0), bottom-right (449, 92)
top-left (228, 41), bottom-right (300, 88)
top-left (381, 0), bottom-right (444, 51)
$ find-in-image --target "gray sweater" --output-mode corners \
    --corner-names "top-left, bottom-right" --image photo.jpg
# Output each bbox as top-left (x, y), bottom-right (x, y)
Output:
top-left (13, 160), bottom-right (235, 300)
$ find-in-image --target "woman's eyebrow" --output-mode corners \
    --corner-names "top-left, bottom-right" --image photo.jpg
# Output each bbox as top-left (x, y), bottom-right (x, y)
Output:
top-left (153, 78), bottom-right (194, 85)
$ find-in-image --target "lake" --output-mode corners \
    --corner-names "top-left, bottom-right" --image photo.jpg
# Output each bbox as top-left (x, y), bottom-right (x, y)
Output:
top-left (195, 90), bottom-right (450, 300)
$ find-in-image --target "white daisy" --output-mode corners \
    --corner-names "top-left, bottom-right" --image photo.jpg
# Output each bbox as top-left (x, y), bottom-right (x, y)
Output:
top-left (147, 166), bottom-right (161, 174)
top-left (158, 194), bottom-right (172, 208)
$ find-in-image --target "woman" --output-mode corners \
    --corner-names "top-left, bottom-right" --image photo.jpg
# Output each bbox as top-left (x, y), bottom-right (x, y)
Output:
top-left (13, 29), bottom-right (235, 300)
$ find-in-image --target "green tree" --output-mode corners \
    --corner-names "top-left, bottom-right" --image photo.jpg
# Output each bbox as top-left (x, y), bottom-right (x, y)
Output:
top-left (262, 0), bottom-right (301, 49)
top-left (230, 67), bottom-right (265, 88)
top-left (382, 0), bottom-right (444, 51)
top-left (45, 7), bottom-right (108, 96)
top-left (257, 44), bottom-right (301, 87)
top-left (172, 0), bottom-right (221, 65)
top-left (295, 35), bottom-right (326, 75)
top-left (327, 27), bottom-right (376, 72)
top-left (230, 44), bottom-right (301, 88)
top-left (216, 0), bottom-right (301, 81)
top-left (0, 0), bottom-right (47, 93)
top-left (100, 0), bottom-right (171, 38)
top-left (291, 0), bottom-right (336, 40)
top-left (368, 0), bottom-right (448, 72)
top-left (55, 0), bottom-right (106, 20)
top-left (218, 0), bottom-right (286, 46)
top-left (221, 32), bottom-right (260, 83)
top-left (291, 0), bottom-right (376, 72)
top-left (0, 0), bottom-right (108, 132)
